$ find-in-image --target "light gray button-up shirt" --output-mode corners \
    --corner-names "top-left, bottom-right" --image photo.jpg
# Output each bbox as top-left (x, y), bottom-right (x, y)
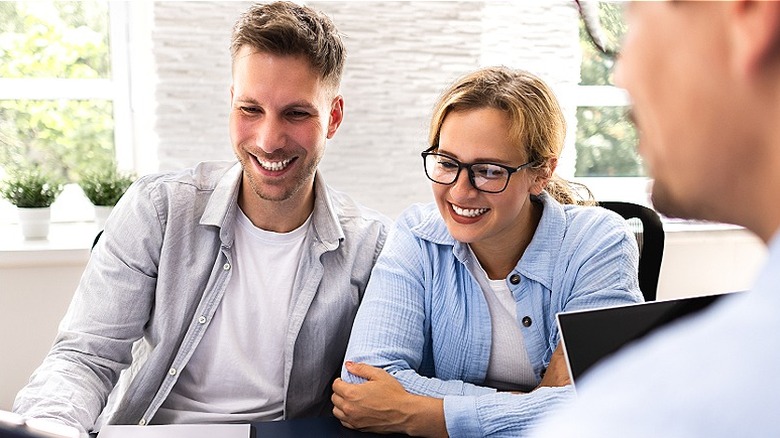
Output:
top-left (14, 161), bottom-right (389, 435)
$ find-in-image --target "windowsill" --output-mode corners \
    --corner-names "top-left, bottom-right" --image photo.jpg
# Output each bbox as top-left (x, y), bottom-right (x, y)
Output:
top-left (661, 218), bottom-right (746, 234)
top-left (0, 216), bottom-right (756, 270)
top-left (0, 221), bottom-right (94, 268)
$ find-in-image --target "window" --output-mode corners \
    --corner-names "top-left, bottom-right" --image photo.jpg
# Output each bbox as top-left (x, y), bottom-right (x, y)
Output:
top-left (0, 1), bottom-right (130, 222)
top-left (573, 2), bottom-right (648, 203)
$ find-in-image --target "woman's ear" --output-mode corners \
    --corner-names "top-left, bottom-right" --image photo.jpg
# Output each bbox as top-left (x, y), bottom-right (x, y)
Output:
top-left (530, 157), bottom-right (557, 195)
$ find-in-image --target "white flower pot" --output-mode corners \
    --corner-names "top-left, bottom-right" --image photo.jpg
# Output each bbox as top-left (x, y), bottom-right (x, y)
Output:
top-left (18, 207), bottom-right (51, 240)
top-left (93, 205), bottom-right (114, 230)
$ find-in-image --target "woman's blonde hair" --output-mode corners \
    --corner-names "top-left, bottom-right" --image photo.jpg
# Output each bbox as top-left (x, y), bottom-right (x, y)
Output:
top-left (428, 66), bottom-right (593, 205)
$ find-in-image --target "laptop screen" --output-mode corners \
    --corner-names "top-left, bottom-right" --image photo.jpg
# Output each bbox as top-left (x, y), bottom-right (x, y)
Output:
top-left (556, 294), bottom-right (726, 387)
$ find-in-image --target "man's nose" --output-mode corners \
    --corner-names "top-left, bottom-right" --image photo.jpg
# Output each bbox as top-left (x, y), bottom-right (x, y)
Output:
top-left (255, 116), bottom-right (286, 154)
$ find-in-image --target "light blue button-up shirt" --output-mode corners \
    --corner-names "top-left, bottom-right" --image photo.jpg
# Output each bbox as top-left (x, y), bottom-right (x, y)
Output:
top-left (13, 161), bottom-right (389, 436)
top-left (342, 192), bottom-right (643, 437)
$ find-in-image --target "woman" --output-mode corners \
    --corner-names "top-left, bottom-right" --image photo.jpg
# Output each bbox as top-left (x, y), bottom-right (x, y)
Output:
top-left (332, 66), bottom-right (642, 437)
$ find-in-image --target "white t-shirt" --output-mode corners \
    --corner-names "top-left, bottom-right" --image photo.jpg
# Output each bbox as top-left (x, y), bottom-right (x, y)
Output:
top-left (467, 247), bottom-right (536, 392)
top-left (152, 208), bottom-right (311, 424)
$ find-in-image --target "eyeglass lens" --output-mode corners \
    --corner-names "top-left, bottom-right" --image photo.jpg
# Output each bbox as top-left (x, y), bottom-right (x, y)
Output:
top-left (424, 154), bottom-right (510, 193)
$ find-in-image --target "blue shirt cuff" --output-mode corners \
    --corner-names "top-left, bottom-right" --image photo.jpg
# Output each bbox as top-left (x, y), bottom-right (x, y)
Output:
top-left (443, 396), bottom-right (480, 438)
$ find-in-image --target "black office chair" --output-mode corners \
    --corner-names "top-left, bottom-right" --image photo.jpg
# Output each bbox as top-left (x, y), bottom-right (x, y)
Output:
top-left (91, 229), bottom-right (103, 250)
top-left (599, 201), bottom-right (665, 302)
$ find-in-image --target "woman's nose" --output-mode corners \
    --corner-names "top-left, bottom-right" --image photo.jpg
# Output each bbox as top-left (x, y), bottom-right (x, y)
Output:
top-left (449, 168), bottom-right (478, 199)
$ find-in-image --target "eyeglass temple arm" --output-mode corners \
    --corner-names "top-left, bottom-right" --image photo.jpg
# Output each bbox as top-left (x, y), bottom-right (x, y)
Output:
top-left (574, 0), bottom-right (612, 56)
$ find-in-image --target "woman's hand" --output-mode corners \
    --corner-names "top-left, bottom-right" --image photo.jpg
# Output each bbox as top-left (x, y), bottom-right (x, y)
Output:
top-left (537, 344), bottom-right (571, 389)
top-left (332, 362), bottom-right (448, 437)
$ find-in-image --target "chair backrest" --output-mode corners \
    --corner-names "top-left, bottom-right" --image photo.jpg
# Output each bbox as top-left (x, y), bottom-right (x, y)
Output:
top-left (599, 201), bottom-right (665, 302)
top-left (92, 229), bottom-right (104, 250)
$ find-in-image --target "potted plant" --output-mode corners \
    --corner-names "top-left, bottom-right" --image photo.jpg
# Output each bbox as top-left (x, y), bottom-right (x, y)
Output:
top-left (78, 167), bottom-right (135, 229)
top-left (0, 167), bottom-right (64, 240)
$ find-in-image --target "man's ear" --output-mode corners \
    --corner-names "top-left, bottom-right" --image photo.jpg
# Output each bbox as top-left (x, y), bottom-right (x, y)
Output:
top-left (530, 157), bottom-right (557, 196)
top-left (326, 95), bottom-right (344, 139)
top-left (730, 0), bottom-right (780, 77)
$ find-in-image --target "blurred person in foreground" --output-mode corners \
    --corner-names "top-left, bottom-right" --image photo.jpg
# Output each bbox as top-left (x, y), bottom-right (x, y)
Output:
top-left (532, 1), bottom-right (780, 436)
top-left (13, 2), bottom-right (388, 435)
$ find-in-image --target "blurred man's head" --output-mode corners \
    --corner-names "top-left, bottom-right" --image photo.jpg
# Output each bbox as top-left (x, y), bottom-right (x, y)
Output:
top-left (615, 2), bottom-right (780, 241)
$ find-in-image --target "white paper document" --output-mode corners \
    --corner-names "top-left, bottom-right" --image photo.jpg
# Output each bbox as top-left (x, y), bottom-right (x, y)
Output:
top-left (98, 423), bottom-right (252, 438)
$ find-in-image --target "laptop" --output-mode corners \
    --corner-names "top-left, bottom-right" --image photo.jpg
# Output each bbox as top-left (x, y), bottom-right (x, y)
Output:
top-left (556, 294), bottom-right (727, 388)
top-left (0, 410), bottom-right (79, 438)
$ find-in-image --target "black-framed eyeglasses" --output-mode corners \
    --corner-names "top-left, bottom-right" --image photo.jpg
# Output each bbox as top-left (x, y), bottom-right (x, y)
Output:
top-left (421, 146), bottom-right (537, 194)
top-left (575, 0), bottom-right (626, 59)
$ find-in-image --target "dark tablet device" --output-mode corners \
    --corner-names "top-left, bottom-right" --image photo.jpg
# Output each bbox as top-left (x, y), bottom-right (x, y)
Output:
top-left (557, 293), bottom-right (727, 386)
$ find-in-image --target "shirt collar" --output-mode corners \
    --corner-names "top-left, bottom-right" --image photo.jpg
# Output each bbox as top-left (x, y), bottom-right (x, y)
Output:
top-left (411, 191), bottom-right (567, 288)
top-left (519, 191), bottom-right (566, 291)
top-left (201, 163), bottom-right (343, 250)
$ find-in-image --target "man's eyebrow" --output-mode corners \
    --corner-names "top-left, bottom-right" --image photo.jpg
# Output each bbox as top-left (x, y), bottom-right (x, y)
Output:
top-left (233, 97), bottom-right (259, 106)
top-left (232, 98), bottom-right (318, 111)
top-left (284, 100), bottom-right (318, 111)
top-left (625, 107), bottom-right (637, 126)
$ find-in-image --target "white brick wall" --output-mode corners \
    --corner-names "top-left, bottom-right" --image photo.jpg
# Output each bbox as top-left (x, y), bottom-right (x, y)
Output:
top-left (149, 1), bottom-right (579, 218)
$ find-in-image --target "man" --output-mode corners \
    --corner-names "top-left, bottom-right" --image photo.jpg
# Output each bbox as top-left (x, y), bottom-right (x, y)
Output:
top-left (533, 2), bottom-right (780, 436)
top-left (13, 2), bottom-right (389, 435)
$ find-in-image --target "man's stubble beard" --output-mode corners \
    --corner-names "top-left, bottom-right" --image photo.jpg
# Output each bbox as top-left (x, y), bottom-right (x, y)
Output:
top-left (237, 150), bottom-right (320, 203)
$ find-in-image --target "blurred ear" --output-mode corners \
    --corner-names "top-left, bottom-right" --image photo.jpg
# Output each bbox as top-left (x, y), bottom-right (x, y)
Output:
top-left (530, 157), bottom-right (557, 196)
top-left (730, 0), bottom-right (780, 77)
top-left (326, 95), bottom-right (344, 139)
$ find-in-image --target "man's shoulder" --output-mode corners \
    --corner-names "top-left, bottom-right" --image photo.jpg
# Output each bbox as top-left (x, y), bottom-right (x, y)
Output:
top-left (323, 184), bottom-right (392, 229)
top-left (137, 161), bottom-right (237, 192)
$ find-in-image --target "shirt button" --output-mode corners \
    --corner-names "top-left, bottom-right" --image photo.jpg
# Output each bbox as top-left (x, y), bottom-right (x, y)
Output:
top-left (223, 263), bottom-right (230, 270)
top-left (198, 316), bottom-right (207, 324)
top-left (168, 367), bottom-right (177, 376)
top-left (522, 316), bottom-right (532, 327)
top-left (509, 274), bottom-right (521, 285)
top-left (138, 419), bottom-right (146, 426)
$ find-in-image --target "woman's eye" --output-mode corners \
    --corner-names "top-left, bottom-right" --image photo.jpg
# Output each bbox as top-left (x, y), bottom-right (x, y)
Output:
top-left (438, 160), bottom-right (459, 170)
top-left (487, 169), bottom-right (508, 179)
top-left (476, 166), bottom-right (507, 179)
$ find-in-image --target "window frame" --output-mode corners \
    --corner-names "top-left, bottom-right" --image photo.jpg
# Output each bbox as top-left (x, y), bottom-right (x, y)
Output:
top-left (0, 1), bottom-right (134, 223)
top-left (571, 83), bottom-right (652, 205)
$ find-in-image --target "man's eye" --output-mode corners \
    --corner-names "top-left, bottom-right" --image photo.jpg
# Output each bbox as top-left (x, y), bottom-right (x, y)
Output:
top-left (287, 110), bottom-right (310, 119)
top-left (240, 106), bottom-right (261, 115)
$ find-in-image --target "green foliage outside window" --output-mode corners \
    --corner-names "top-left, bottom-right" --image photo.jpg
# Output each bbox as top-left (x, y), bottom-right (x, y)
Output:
top-left (576, 2), bottom-right (644, 177)
top-left (576, 106), bottom-right (641, 176)
top-left (0, 1), bottom-right (115, 182)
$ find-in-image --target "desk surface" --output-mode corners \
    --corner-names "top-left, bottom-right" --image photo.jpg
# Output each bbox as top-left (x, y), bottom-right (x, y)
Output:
top-left (253, 417), bottom-right (408, 438)
top-left (0, 417), bottom-right (408, 438)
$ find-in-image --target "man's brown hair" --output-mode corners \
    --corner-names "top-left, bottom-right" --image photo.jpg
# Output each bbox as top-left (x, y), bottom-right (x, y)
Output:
top-left (230, 1), bottom-right (345, 89)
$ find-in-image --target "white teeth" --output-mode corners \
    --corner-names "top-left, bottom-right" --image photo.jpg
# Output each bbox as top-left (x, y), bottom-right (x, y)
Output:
top-left (451, 204), bottom-right (489, 218)
top-left (257, 157), bottom-right (292, 171)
